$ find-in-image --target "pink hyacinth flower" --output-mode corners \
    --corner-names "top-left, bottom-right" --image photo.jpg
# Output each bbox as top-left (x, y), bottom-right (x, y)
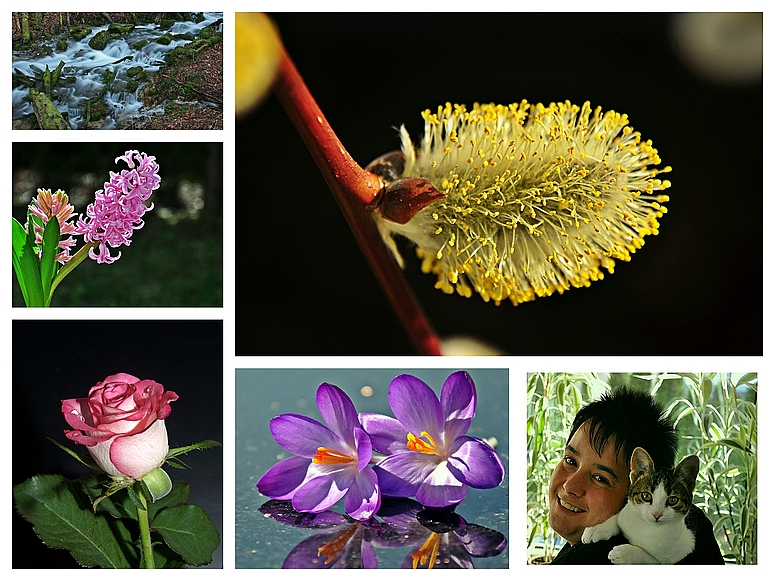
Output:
top-left (74, 150), bottom-right (161, 264)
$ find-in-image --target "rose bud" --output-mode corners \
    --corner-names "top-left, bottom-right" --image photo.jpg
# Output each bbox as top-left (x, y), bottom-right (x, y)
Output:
top-left (62, 373), bottom-right (179, 482)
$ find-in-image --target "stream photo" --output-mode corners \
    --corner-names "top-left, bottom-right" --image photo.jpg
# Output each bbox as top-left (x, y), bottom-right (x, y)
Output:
top-left (11, 12), bottom-right (223, 130)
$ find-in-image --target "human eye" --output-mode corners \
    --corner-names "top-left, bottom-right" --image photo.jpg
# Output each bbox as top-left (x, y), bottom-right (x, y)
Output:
top-left (563, 455), bottom-right (577, 467)
top-left (592, 474), bottom-right (611, 485)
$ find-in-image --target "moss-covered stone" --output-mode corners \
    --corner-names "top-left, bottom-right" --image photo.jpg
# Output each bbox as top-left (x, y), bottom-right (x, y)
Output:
top-left (89, 30), bottom-right (109, 50)
top-left (29, 89), bottom-right (70, 130)
top-left (156, 34), bottom-right (173, 46)
top-left (126, 66), bottom-right (146, 79)
top-left (56, 38), bottom-right (68, 52)
top-left (69, 25), bottom-right (92, 41)
top-left (134, 39), bottom-right (149, 50)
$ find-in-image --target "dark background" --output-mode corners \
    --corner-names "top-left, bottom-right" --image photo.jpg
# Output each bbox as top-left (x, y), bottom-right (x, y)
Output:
top-left (12, 320), bottom-right (223, 568)
top-left (12, 142), bottom-right (223, 307)
top-left (236, 13), bottom-right (762, 356)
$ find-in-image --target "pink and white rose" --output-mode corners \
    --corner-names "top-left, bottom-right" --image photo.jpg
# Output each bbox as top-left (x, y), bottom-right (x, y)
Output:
top-left (62, 373), bottom-right (178, 481)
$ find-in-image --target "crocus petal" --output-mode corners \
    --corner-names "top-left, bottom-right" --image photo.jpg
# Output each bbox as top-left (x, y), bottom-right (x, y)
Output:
top-left (388, 375), bottom-right (443, 439)
top-left (416, 462), bottom-right (468, 507)
top-left (361, 539), bottom-right (379, 569)
top-left (257, 456), bottom-right (313, 500)
top-left (447, 436), bottom-right (505, 489)
top-left (354, 427), bottom-right (373, 472)
top-left (455, 523), bottom-right (508, 557)
top-left (270, 413), bottom-right (346, 458)
top-left (373, 452), bottom-right (437, 498)
top-left (316, 383), bottom-right (361, 448)
top-left (359, 412), bottom-right (407, 455)
top-left (292, 469), bottom-right (353, 514)
top-left (440, 371), bottom-right (477, 442)
top-left (344, 467), bottom-right (381, 520)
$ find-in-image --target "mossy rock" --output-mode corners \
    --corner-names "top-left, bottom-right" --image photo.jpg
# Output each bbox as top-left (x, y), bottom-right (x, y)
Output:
top-left (126, 79), bottom-right (140, 92)
top-left (89, 30), bottom-right (109, 50)
top-left (56, 38), bottom-right (68, 52)
top-left (126, 66), bottom-right (146, 80)
top-left (160, 20), bottom-right (175, 29)
top-left (156, 35), bottom-right (173, 46)
top-left (70, 26), bottom-right (92, 41)
top-left (134, 39), bottom-right (149, 50)
top-left (173, 32), bottom-right (195, 42)
top-left (107, 23), bottom-right (135, 35)
top-left (103, 70), bottom-right (116, 84)
top-left (29, 89), bottom-right (70, 130)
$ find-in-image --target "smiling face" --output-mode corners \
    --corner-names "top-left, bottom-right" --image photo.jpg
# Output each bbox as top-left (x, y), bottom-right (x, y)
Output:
top-left (548, 422), bottom-right (631, 545)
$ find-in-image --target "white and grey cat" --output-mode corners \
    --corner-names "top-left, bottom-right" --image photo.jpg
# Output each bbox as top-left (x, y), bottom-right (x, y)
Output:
top-left (581, 446), bottom-right (700, 564)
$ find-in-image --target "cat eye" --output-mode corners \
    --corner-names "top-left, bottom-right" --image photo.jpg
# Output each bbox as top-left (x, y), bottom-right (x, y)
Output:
top-left (640, 492), bottom-right (652, 502)
top-left (667, 496), bottom-right (679, 506)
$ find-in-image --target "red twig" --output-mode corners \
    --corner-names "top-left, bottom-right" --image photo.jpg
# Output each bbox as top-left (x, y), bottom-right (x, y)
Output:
top-left (273, 46), bottom-right (442, 355)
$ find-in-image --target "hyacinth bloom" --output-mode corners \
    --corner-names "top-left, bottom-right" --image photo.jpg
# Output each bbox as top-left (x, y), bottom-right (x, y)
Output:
top-left (257, 383), bottom-right (381, 521)
top-left (374, 101), bottom-right (672, 305)
top-left (361, 372), bottom-right (504, 508)
top-left (26, 188), bottom-right (78, 264)
top-left (74, 150), bottom-right (161, 264)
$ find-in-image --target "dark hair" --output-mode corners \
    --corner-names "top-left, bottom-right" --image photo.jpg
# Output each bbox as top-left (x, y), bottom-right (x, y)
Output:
top-left (568, 387), bottom-right (678, 469)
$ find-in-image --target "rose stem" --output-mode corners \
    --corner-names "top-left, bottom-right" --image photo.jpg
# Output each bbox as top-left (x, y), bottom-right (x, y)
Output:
top-left (136, 483), bottom-right (155, 569)
top-left (273, 45), bottom-right (442, 355)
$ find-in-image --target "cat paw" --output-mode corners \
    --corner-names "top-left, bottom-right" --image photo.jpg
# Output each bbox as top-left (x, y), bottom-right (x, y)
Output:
top-left (581, 526), bottom-right (606, 544)
top-left (608, 544), bottom-right (658, 565)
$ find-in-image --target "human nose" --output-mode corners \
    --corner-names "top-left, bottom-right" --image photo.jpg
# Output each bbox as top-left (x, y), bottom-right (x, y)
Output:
top-left (562, 468), bottom-right (585, 497)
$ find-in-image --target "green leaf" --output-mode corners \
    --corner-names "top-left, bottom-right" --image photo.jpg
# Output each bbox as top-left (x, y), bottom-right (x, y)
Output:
top-left (11, 217), bottom-right (44, 307)
top-left (13, 474), bottom-right (138, 568)
top-left (39, 216), bottom-right (60, 304)
top-left (166, 440), bottom-right (222, 460)
top-left (47, 437), bottom-right (100, 470)
top-left (153, 504), bottom-right (220, 566)
top-left (151, 540), bottom-right (189, 568)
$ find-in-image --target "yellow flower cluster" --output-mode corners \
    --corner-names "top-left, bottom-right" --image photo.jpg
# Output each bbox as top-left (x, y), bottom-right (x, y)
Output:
top-left (375, 101), bottom-right (672, 305)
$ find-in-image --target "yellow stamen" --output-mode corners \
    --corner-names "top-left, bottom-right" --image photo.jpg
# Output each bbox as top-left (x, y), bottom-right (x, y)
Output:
top-left (411, 532), bottom-right (442, 569)
top-left (317, 523), bottom-right (359, 564)
top-left (312, 447), bottom-right (354, 465)
top-left (407, 431), bottom-right (440, 454)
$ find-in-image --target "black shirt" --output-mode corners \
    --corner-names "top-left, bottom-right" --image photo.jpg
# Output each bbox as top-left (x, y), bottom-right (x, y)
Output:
top-left (550, 506), bottom-right (724, 564)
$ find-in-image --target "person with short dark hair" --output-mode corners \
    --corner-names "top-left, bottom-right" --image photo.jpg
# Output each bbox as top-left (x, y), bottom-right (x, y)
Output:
top-left (548, 387), bottom-right (724, 564)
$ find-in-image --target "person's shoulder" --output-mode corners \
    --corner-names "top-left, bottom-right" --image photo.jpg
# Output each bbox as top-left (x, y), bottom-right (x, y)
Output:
top-left (550, 536), bottom-right (625, 564)
top-left (678, 505), bottom-right (725, 565)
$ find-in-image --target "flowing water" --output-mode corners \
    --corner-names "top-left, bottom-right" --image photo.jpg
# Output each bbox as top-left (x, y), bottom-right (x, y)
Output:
top-left (12, 12), bottom-right (222, 129)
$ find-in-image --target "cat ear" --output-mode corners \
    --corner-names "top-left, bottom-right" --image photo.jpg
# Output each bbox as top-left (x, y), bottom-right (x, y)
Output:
top-left (674, 455), bottom-right (700, 493)
top-left (629, 447), bottom-right (654, 483)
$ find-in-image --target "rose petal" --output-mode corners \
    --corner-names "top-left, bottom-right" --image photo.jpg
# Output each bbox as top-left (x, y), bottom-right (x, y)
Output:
top-left (257, 456), bottom-right (313, 500)
top-left (108, 419), bottom-right (169, 479)
top-left (416, 461), bottom-right (468, 507)
top-left (447, 436), bottom-right (505, 489)
top-left (316, 383), bottom-right (360, 448)
top-left (344, 467), bottom-right (381, 520)
top-left (293, 468), bottom-right (353, 513)
top-left (440, 371), bottom-right (477, 442)
top-left (388, 375), bottom-right (443, 439)
top-left (270, 413), bottom-right (346, 457)
top-left (359, 412), bottom-right (407, 455)
top-left (373, 452), bottom-right (436, 498)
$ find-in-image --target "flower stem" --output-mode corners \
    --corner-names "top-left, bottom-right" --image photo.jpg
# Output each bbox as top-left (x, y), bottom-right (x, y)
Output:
top-left (135, 483), bottom-right (155, 569)
top-left (47, 241), bottom-right (97, 305)
top-left (273, 46), bottom-right (442, 355)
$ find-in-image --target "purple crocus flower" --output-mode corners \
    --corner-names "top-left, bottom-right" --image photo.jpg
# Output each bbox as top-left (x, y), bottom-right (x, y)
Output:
top-left (257, 383), bottom-right (381, 521)
top-left (361, 371), bottom-right (504, 508)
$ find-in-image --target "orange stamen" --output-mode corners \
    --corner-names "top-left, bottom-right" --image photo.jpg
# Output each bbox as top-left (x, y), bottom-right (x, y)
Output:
top-left (312, 447), bottom-right (354, 465)
top-left (411, 532), bottom-right (442, 569)
top-left (317, 523), bottom-right (360, 564)
top-left (406, 431), bottom-right (440, 454)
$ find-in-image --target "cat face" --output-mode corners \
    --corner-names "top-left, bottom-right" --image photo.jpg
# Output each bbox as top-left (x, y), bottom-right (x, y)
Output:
top-left (626, 447), bottom-right (700, 522)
